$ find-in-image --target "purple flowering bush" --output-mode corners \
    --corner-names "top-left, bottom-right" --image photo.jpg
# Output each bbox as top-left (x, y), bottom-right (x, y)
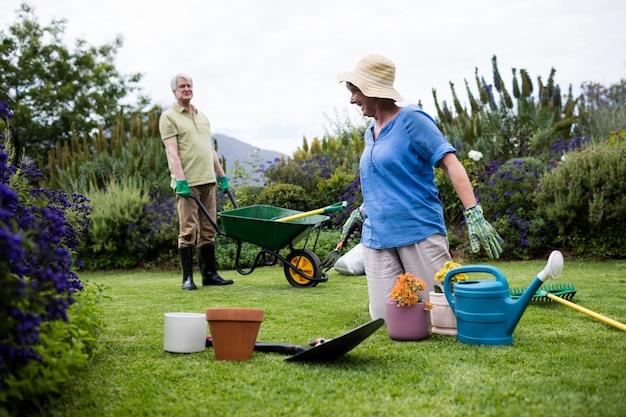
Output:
top-left (1, 103), bottom-right (100, 412)
top-left (473, 137), bottom-right (591, 259)
top-left (475, 157), bottom-right (554, 259)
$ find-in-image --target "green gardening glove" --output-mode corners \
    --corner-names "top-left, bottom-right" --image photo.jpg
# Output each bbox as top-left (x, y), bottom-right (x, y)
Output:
top-left (217, 176), bottom-right (229, 192)
top-left (175, 180), bottom-right (190, 199)
top-left (463, 204), bottom-right (504, 258)
top-left (339, 208), bottom-right (364, 248)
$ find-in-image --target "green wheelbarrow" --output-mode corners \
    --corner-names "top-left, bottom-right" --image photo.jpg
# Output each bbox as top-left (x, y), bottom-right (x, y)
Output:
top-left (189, 192), bottom-right (346, 288)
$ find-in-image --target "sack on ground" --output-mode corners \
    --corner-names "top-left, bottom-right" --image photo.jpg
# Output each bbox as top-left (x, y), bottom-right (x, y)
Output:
top-left (333, 243), bottom-right (364, 276)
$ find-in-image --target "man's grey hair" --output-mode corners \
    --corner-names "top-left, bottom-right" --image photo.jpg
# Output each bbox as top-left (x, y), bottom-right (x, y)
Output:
top-left (170, 73), bottom-right (193, 91)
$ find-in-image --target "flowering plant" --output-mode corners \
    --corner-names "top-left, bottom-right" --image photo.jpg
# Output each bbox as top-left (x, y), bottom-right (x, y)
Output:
top-left (390, 272), bottom-right (434, 311)
top-left (434, 261), bottom-right (469, 293)
top-left (1, 99), bottom-right (95, 405)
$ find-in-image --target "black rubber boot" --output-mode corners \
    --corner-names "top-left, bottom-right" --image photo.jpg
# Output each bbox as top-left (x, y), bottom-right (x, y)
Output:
top-left (199, 244), bottom-right (233, 286)
top-left (179, 246), bottom-right (197, 290)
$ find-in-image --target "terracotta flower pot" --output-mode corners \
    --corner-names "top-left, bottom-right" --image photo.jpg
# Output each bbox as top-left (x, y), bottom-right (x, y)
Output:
top-left (385, 300), bottom-right (430, 341)
top-left (206, 308), bottom-right (264, 361)
top-left (429, 291), bottom-right (457, 336)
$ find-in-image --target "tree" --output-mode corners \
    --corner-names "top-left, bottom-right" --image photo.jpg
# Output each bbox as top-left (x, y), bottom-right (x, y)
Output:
top-left (0, 3), bottom-right (148, 160)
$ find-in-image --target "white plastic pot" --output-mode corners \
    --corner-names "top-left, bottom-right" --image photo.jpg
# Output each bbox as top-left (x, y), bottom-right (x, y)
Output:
top-left (163, 312), bottom-right (207, 353)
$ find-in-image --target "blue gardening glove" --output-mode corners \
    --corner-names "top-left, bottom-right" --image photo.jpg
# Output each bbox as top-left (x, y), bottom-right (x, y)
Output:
top-left (463, 204), bottom-right (503, 258)
top-left (217, 176), bottom-right (229, 192)
top-left (175, 180), bottom-right (190, 199)
top-left (339, 208), bottom-right (364, 248)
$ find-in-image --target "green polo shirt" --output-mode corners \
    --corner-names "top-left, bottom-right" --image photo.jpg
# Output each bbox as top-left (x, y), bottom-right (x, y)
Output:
top-left (159, 103), bottom-right (216, 189)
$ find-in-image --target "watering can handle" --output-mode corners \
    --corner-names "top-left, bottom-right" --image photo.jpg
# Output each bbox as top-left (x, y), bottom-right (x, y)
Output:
top-left (442, 265), bottom-right (508, 311)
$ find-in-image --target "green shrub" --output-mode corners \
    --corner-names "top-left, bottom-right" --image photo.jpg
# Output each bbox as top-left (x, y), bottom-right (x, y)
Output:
top-left (536, 141), bottom-right (626, 258)
top-left (222, 185), bottom-right (265, 211)
top-left (317, 171), bottom-right (357, 205)
top-left (86, 177), bottom-right (148, 251)
top-left (256, 183), bottom-right (309, 211)
top-left (79, 177), bottom-right (149, 269)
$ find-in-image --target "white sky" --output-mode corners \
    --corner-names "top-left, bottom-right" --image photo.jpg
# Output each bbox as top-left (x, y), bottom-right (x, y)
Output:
top-left (3, 0), bottom-right (625, 154)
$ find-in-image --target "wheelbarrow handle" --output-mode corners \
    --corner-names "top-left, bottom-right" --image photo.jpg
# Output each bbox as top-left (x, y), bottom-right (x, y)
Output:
top-left (274, 201), bottom-right (347, 223)
top-left (188, 193), bottom-right (227, 236)
top-left (226, 189), bottom-right (238, 208)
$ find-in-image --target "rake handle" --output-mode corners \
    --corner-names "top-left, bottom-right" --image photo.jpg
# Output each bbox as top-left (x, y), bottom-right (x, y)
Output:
top-left (274, 201), bottom-right (347, 223)
top-left (547, 293), bottom-right (626, 332)
top-left (274, 208), bottom-right (324, 223)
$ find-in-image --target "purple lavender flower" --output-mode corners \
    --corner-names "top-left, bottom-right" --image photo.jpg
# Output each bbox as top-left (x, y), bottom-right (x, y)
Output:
top-left (0, 101), bottom-right (14, 121)
top-left (1, 144), bottom-right (91, 381)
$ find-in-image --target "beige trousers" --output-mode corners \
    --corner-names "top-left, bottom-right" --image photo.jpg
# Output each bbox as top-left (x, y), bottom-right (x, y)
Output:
top-left (362, 234), bottom-right (451, 320)
top-left (176, 183), bottom-right (217, 247)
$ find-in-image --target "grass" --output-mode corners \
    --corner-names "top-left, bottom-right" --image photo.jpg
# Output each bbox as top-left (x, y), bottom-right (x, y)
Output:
top-left (39, 258), bottom-right (625, 417)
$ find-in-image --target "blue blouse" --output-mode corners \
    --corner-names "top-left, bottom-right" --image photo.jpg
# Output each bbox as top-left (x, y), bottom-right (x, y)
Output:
top-left (359, 104), bottom-right (456, 249)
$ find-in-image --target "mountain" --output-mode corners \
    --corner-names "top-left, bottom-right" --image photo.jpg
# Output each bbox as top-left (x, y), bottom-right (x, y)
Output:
top-left (213, 133), bottom-right (286, 185)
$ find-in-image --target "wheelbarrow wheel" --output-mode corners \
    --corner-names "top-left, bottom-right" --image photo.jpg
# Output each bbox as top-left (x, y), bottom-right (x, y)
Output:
top-left (284, 249), bottom-right (321, 288)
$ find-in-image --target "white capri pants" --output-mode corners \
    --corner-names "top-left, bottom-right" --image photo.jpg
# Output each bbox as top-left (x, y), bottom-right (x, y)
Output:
top-left (362, 233), bottom-right (451, 321)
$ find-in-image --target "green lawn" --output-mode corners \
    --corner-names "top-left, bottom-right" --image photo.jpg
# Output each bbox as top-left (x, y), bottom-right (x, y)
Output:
top-left (41, 258), bottom-right (625, 417)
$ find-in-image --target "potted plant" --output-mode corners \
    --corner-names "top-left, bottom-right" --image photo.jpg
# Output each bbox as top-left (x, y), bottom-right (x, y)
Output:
top-left (430, 261), bottom-right (469, 335)
top-left (386, 272), bottom-right (434, 341)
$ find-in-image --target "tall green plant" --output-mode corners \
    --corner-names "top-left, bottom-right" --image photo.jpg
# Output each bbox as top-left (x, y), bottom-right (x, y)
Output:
top-left (45, 114), bottom-right (169, 194)
top-left (432, 55), bottom-right (580, 163)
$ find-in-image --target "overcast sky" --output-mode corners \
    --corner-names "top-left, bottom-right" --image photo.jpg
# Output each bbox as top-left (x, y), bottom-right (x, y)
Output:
top-left (3, 0), bottom-right (625, 153)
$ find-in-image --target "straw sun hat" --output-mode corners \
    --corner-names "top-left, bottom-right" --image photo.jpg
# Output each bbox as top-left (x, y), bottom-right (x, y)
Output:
top-left (337, 54), bottom-right (404, 102)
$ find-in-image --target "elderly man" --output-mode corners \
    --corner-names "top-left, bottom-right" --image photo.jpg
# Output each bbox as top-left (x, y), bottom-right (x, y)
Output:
top-left (159, 73), bottom-right (233, 290)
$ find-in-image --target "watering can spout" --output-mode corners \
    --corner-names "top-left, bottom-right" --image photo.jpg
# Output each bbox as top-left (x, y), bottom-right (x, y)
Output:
top-left (506, 251), bottom-right (564, 334)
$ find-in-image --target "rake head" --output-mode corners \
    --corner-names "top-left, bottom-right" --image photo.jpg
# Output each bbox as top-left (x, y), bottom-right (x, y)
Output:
top-left (510, 283), bottom-right (577, 302)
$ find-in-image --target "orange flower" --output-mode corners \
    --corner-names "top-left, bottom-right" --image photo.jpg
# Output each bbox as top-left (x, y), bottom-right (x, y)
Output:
top-left (390, 272), bottom-right (434, 310)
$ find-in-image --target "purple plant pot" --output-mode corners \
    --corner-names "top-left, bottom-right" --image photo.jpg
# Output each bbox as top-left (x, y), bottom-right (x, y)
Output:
top-left (386, 300), bottom-right (431, 341)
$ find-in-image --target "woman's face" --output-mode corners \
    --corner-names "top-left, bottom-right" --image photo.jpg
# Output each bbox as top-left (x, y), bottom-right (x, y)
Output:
top-left (347, 83), bottom-right (375, 117)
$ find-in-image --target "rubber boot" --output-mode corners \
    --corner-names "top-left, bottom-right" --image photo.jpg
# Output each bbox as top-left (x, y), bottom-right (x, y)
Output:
top-left (179, 246), bottom-right (197, 290)
top-left (199, 244), bottom-right (233, 286)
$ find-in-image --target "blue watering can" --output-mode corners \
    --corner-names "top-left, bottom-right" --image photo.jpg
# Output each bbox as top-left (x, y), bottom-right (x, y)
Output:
top-left (443, 251), bottom-right (564, 346)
